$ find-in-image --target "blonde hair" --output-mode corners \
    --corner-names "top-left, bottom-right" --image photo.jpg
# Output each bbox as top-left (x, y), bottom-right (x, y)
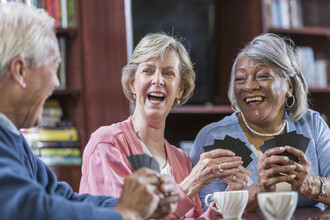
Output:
top-left (121, 33), bottom-right (195, 108)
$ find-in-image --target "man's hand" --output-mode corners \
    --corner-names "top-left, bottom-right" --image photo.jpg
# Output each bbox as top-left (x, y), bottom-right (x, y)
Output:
top-left (114, 168), bottom-right (161, 219)
top-left (150, 174), bottom-right (181, 218)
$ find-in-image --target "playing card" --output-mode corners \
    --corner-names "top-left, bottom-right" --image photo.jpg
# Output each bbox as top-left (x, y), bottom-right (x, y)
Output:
top-left (259, 131), bottom-right (310, 163)
top-left (127, 153), bottom-right (160, 173)
top-left (204, 135), bottom-right (253, 168)
top-left (274, 131), bottom-right (296, 147)
top-left (204, 144), bottom-right (218, 153)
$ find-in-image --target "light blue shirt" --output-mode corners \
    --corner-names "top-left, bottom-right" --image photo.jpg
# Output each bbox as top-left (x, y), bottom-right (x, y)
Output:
top-left (0, 113), bottom-right (20, 135)
top-left (190, 109), bottom-right (330, 210)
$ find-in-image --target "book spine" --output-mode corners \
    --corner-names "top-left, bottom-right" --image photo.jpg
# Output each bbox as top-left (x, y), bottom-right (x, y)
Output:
top-left (271, 0), bottom-right (281, 28)
top-left (32, 0), bottom-right (38, 7)
top-left (279, 0), bottom-right (290, 28)
top-left (52, 0), bottom-right (60, 27)
top-left (39, 156), bottom-right (82, 166)
top-left (38, 128), bottom-right (79, 142)
top-left (25, 0), bottom-right (32, 6)
top-left (33, 141), bottom-right (80, 148)
top-left (66, 0), bottom-right (75, 27)
top-left (58, 37), bottom-right (67, 89)
top-left (60, 0), bottom-right (68, 28)
top-left (43, 106), bottom-right (63, 117)
top-left (33, 148), bottom-right (81, 157)
top-left (264, 0), bottom-right (273, 27)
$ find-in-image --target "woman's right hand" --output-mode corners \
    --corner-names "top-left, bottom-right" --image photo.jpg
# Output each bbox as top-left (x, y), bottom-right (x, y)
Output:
top-left (223, 166), bottom-right (251, 191)
top-left (246, 146), bottom-right (297, 211)
top-left (256, 146), bottom-right (297, 191)
top-left (180, 149), bottom-right (243, 199)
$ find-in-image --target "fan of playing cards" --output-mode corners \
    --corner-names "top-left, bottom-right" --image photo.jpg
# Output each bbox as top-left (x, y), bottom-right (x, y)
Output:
top-left (204, 135), bottom-right (253, 168)
top-left (260, 131), bottom-right (310, 162)
top-left (127, 153), bottom-right (160, 173)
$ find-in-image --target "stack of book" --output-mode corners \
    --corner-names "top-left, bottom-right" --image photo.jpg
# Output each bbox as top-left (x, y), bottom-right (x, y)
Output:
top-left (41, 100), bottom-right (63, 127)
top-left (296, 47), bottom-right (329, 88)
top-left (21, 100), bottom-right (82, 166)
top-left (264, 0), bottom-right (303, 28)
top-left (1, 0), bottom-right (76, 28)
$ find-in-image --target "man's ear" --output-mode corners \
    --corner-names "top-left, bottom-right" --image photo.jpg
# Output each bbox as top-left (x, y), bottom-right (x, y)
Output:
top-left (10, 57), bottom-right (27, 88)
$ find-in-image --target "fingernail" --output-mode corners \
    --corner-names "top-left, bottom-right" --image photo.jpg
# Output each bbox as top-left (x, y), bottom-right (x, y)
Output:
top-left (291, 174), bottom-right (296, 179)
top-left (284, 157), bottom-right (289, 161)
top-left (280, 147), bottom-right (285, 151)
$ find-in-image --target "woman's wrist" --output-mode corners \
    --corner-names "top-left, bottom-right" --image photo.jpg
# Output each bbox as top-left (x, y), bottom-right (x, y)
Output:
top-left (180, 176), bottom-right (200, 199)
top-left (312, 176), bottom-right (325, 200)
top-left (245, 183), bottom-right (261, 211)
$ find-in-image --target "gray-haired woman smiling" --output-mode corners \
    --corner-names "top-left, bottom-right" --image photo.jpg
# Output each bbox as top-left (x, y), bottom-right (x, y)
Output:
top-left (190, 33), bottom-right (330, 211)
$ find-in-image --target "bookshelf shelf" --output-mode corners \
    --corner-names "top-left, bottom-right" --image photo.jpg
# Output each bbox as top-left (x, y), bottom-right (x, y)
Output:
top-left (55, 27), bottom-right (78, 37)
top-left (309, 86), bottom-right (330, 93)
top-left (52, 89), bottom-right (80, 98)
top-left (171, 105), bottom-right (233, 114)
top-left (215, 0), bottom-right (330, 126)
top-left (268, 27), bottom-right (330, 37)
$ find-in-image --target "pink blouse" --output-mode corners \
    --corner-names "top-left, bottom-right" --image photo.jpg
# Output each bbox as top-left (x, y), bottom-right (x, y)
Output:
top-left (79, 117), bottom-right (213, 219)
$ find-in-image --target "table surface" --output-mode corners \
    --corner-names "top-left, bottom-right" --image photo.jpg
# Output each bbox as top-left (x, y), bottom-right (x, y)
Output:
top-left (202, 206), bottom-right (330, 220)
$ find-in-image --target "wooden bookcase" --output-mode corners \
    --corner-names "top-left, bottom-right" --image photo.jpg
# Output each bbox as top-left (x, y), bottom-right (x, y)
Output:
top-left (49, 0), bottom-right (130, 192)
top-left (165, 0), bottom-right (330, 148)
top-left (49, 0), bottom-right (329, 190)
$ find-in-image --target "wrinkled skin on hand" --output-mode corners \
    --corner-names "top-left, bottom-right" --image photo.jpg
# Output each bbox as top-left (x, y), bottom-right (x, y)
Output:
top-left (224, 166), bottom-right (251, 191)
top-left (115, 168), bottom-right (161, 219)
top-left (150, 174), bottom-right (181, 218)
top-left (180, 149), bottom-right (243, 199)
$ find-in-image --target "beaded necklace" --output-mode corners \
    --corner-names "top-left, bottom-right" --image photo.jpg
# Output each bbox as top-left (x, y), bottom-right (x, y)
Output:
top-left (241, 112), bottom-right (286, 137)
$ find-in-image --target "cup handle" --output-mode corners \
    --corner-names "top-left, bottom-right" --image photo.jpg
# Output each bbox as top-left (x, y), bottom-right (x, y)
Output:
top-left (205, 194), bottom-right (222, 213)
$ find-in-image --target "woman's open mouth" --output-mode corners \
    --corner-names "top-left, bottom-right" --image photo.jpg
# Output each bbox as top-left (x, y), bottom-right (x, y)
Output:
top-left (244, 96), bottom-right (265, 107)
top-left (148, 92), bottom-right (165, 104)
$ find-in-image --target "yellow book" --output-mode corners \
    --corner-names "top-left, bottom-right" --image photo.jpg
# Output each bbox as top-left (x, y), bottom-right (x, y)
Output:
top-left (38, 148), bottom-right (81, 157)
top-left (38, 127), bottom-right (79, 142)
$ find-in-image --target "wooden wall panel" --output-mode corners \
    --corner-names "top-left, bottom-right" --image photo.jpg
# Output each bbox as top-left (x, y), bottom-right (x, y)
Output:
top-left (79, 0), bottom-right (130, 145)
top-left (215, 0), bottom-right (264, 104)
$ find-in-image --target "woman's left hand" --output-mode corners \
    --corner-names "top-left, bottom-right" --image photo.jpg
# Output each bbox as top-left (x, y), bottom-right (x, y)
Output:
top-left (285, 146), bottom-right (320, 198)
top-left (223, 166), bottom-right (251, 191)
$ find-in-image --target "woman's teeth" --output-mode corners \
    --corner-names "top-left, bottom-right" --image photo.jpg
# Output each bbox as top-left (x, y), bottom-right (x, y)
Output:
top-left (245, 96), bottom-right (263, 104)
top-left (148, 92), bottom-right (165, 102)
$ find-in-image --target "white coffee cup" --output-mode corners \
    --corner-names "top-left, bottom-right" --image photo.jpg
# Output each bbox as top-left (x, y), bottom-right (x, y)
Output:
top-left (257, 191), bottom-right (298, 220)
top-left (205, 190), bottom-right (248, 219)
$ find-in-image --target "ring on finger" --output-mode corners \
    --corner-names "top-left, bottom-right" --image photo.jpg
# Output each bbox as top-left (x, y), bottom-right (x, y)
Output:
top-left (232, 175), bottom-right (237, 181)
top-left (218, 164), bottom-right (224, 173)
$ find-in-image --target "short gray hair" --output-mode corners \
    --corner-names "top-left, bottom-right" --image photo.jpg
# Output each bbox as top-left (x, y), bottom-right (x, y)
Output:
top-left (121, 33), bottom-right (195, 108)
top-left (228, 33), bottom-right (308, 121)
top-left (0, 2), bottom-right (55, 80)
